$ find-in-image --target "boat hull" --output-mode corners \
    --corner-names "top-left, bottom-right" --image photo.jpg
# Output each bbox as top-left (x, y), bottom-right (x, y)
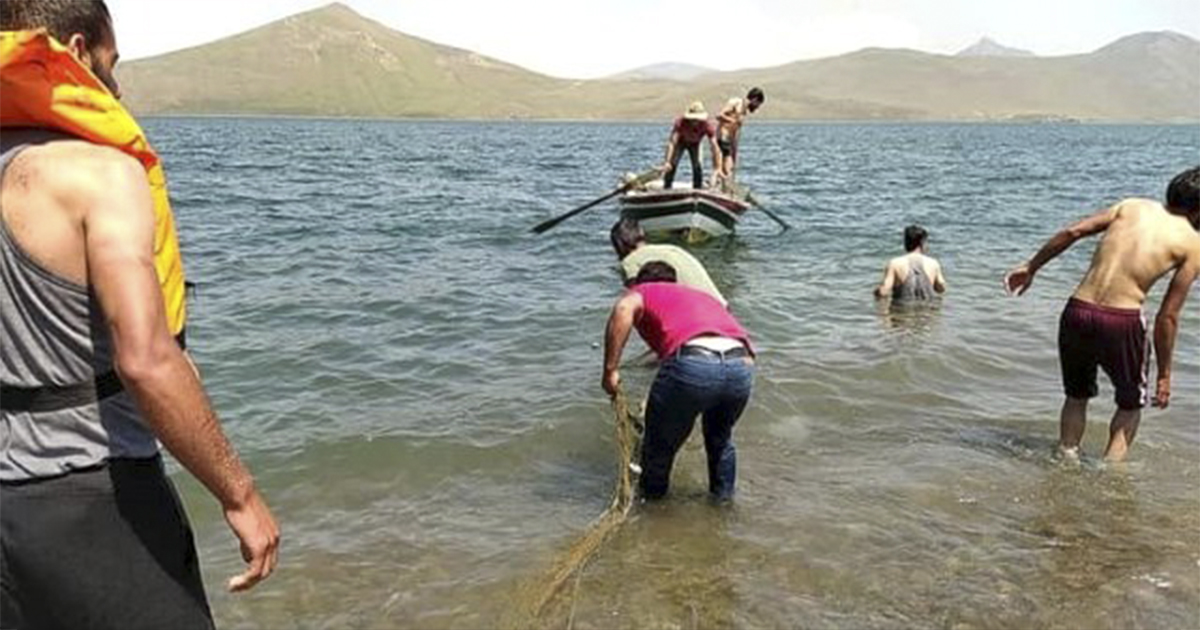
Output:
top-left (619, 187), bottom-right (749, 240)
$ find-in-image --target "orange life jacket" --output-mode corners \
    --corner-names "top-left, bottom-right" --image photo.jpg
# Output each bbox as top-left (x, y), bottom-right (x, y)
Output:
top-left (0, 29), bottom-right (188, 337)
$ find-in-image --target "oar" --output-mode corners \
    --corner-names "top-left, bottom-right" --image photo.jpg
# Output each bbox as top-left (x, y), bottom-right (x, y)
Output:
top-left (531, 167), bottom-right (664, 234)
top-left (744, 191), bottom-right (793, 231)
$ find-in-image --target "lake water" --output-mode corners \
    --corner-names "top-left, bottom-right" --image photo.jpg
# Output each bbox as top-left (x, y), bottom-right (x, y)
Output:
top-left (145, 118), bottom-right (1200, 629)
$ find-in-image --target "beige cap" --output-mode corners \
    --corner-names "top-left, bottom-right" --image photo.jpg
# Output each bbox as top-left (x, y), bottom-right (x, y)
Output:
top-left (683, 101), bottom-right (708, 120)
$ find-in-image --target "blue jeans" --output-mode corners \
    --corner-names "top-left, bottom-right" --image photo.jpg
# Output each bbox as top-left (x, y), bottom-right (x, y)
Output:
top-left (641, 352), bottom-right (755, 501)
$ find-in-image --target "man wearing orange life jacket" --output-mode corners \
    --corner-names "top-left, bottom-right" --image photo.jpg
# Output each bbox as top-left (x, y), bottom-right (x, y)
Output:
top-left (1, 2), bottom-right (278, 628)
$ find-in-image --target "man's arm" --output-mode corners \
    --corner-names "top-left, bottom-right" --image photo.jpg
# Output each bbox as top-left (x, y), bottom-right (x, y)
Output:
top-left (874, 260), bottom-right (896, 299)
top-left (1152, 258), bottom-right (1199, 408)
top-left (662, 130), bottom-right (680, 170)
top-left (707, 135), bottom-right (722, 175)
top-left (717, 98), bottom-right (740, 125)
top-left (933, 260), bottom-right (947, 294)
top-left (602, 291), bottom-right (643, 397)
top-left (81, 152), bottom-right (279, 592)
top-left (1004, 205), bottom-right (1120, 296)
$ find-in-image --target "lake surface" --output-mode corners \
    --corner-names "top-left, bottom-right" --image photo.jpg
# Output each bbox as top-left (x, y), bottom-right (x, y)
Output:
top-left (145, 119), bottom-right (1200, 629)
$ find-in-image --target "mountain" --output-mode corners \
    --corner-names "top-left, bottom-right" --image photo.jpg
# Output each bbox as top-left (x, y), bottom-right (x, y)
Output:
top-left (606, 63), bottom-right (716, 82)
top-left (956, 37), bottom-right (1035, 57)
top-left (118, 3), bottom-right (561, 118)
top-left (118, 4), bottom-right (1200, 122)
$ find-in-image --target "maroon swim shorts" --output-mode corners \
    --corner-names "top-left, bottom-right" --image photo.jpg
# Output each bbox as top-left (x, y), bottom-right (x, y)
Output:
top-left (1058, 297), bottom-right (1149, 410)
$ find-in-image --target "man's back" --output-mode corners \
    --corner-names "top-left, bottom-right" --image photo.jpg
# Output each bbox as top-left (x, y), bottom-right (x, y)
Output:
top-left (2, 133), bottom-right (127, 287)
top-left (877, 250), bottom-right (945, 300)
top-left (1074, 199), bottom-right (1200, 309)
top-left (621, 244), bottom-right (727, 306)
top-left (888, 252), bottom-right (940, 285)
top-left (1, 130), bottom-right (163, 478)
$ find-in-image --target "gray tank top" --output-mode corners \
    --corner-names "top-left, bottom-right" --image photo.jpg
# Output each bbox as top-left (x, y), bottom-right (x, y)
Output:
top-left (1, 129), bottom-right (158, 481)
top-left (892, 257), bottom-right (936, 301)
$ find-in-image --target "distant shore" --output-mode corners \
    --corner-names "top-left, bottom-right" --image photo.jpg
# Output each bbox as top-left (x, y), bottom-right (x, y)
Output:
top-left (137, 113), bottom-right (1200, 125)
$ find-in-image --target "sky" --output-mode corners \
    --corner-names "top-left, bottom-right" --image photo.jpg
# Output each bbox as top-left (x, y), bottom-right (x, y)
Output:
top-left (106, 0), bottom-right (1200, 78)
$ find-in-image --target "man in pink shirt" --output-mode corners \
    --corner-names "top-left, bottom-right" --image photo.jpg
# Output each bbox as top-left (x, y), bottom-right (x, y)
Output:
top-left (660, 101), bottom-right (721, 190)
top-left (602, 262), bottom-right (755, 501)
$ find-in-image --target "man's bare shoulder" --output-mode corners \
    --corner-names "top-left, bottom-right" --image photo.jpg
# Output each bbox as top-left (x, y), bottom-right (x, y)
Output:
top-left (11, 141), bottom-right (145, 204)
top-left (1110, 197), bottom-right (1164, 219)
top-left (1181, 223), bottom-right (1200, 263)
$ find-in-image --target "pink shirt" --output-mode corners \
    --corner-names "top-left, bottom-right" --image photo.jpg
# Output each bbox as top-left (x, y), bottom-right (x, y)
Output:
top-left (672, 117), bottom-right (715, 146)
top-left (632, 282), bottom-right (752, 359)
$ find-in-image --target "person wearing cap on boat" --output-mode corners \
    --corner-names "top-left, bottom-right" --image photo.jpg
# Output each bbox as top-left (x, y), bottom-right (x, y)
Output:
top-left (602, 261), bottom-right (755, 502)
top-left (715, 87), bottom-right (765, 186)
top-left (610, 218), bottom-right (727, 307)
top-left (660, 101), bottom-right (721, 190)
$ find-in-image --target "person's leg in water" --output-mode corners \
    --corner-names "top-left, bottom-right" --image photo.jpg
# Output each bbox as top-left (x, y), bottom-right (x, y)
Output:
top-left (640, 357), bottom-right (714, 499)
top-left (700, 357), bottom-right (754, 501)
top-left (1099, 311), bottom-right (1148, 463)
top-left (1057, 397), bottom-right (1088, 460)
top-left (1104, 408), bottom-right (1141, 462)
top-left (685, 144), bottom-right (703, 189)
top-left (663, 145), bottom-right (684, 190)
top-left (1057, 301), bottom-right (1098, 459)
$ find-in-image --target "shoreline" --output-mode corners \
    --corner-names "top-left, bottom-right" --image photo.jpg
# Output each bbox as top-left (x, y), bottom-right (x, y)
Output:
top-left (135, 113), bottom-right (1200, 126)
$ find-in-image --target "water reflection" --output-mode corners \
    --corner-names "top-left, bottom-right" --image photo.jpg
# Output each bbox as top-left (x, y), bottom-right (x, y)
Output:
top-left (1021, 469), bottom-right (1166, 628)
top-left (540, 501), bottom-right (740, 630)
top-left (141, 119), bottom-right (1200, 629)
top-left (877, 298), bottom-right (943, 335)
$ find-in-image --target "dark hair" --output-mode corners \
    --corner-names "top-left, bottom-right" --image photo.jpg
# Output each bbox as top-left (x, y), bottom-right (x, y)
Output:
top-left (748, 87), bottom-right (765, 103)
top-left (633, 261), bottom-right (677, 285)
top-left (0, 0), bottom-right (112, 49)
top-left (610, 218), bottom-right (645, 258)
top-left (903, 225), bottom-right (928, 252)
top-left (1166, 166), bottom-right (1200, 227)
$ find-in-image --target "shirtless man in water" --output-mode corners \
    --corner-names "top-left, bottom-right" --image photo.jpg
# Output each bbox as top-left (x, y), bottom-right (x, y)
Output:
top-left (875, 225), bottom-right (947, 301)
top-left (1004, 167), bottom-right (1200, 462)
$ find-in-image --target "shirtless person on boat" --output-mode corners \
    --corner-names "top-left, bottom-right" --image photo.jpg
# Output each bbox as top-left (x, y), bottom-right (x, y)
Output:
top-left (661, 101), bottom-right (721, 190)
top-left (715, 87), bottom-right (764, 187)
top-left (874, 225), bottom-right (946, 301)
top-left (1004, 167), bottom-right (1200, 462)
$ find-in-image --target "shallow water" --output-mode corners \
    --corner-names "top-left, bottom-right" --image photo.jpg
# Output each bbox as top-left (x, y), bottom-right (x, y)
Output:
top-left (146, 119), bottom-right (1200, 629)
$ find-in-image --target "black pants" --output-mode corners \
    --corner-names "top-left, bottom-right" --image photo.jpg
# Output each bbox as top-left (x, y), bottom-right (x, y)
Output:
top-left (664, 142), bottom-right (703, 189)
top-left (1, 457), bottom-right (214, 630)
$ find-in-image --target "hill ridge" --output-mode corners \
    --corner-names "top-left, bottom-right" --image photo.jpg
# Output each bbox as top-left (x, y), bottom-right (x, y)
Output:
top-left (117, 5), bottom-right (1200, 122)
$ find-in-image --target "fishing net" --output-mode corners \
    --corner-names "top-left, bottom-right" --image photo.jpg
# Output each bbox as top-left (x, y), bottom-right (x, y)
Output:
top-left (507, 388), bottom-right (640, 627)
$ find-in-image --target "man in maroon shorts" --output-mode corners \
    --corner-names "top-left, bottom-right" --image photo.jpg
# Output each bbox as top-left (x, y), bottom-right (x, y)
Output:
top-left (1004, 166), bottom-right (1200, 462)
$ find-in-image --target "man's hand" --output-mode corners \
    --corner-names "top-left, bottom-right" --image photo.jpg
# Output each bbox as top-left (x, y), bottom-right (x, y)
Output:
top-left (602, 369), bottom-right (620, 398)
top-left (1153, 375), bottom-right (1171, 409)
top-left (1004, 264), bottom-right (1035, 296)
top-left (224, 489), bottom-right (281, 592)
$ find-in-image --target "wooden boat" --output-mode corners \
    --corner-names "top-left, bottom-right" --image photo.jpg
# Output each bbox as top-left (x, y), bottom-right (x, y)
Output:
top-left (619, 180), bottom-right (750, 243)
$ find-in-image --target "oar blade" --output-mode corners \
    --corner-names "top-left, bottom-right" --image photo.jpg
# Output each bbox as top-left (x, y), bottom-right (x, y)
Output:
top-left (529, 167), bottom-right (664, 235)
